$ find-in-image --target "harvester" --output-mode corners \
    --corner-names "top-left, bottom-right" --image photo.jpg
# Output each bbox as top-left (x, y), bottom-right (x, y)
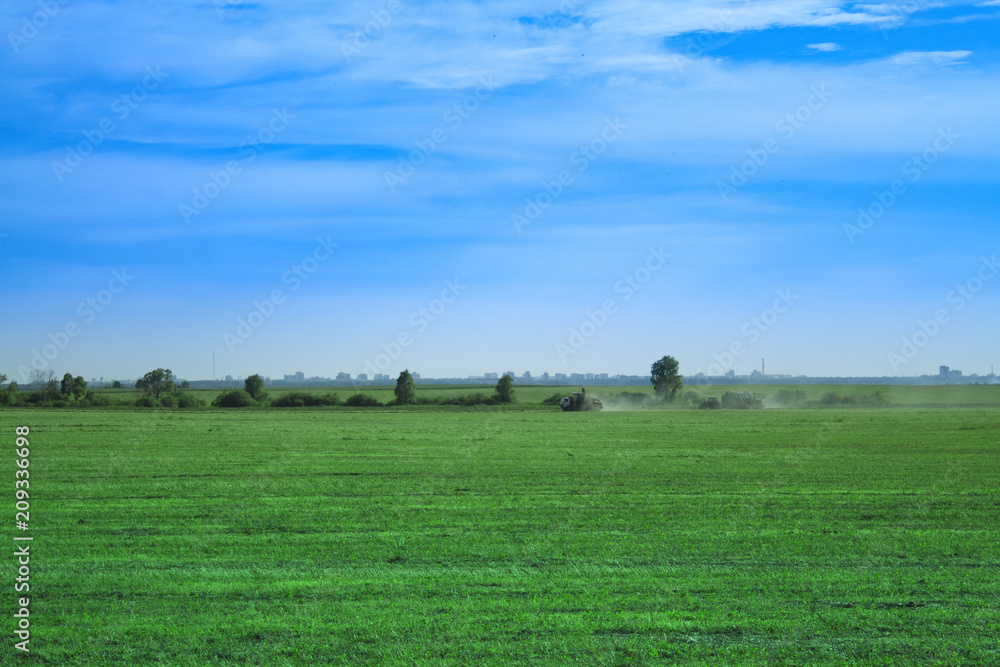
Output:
top-left (559, 387), bottom-right (604, 411)
top-left (720, 391), bottom-right (764, 410)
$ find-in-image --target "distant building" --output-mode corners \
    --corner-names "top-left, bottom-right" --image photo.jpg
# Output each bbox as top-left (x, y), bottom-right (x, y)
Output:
top-left (484, 372), bottom-right (499, 380)
top-left (940, 365), bottom-right (963, 381)
top-left (336, 372), bottom-right (351, 381)
top-left (412, 373), bottom-right (421, 381)
top-left (357, 373), bottom-right (368, 381)
top-left (554, 373), bottom-right (567, 380)
top-left (725, 370), bottom-right (735, 378)
top-left (541, 372), bottom-right (550, 381)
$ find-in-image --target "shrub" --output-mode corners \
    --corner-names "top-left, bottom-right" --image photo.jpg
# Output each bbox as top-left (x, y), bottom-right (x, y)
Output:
top-left (819, 391), bottom-right (887, 406)
top-left (413, 393), bottom-right (497, 407)
top-left (212, 390), bottom-right (257, 408)
top-left (83, 393), bottom-right (112, 407)
top-left (272, 392), bottom-right (305, 408)
top-left (176, 393), bottom-right (207, 409)
top-left (272, 392), bottom-right (341, 407)
top-left (316, 392), bottom-right (341, 406)
top-left (842, 391), bottom-right (887, 406)
top-left (345, 393), bottom-right (381, 407)
top-left (24, 392), bottom-right (52, 406)
top-left (135, 396), bottom-right (158, 408)
top-left (452, 393), bottom-right (495, 407)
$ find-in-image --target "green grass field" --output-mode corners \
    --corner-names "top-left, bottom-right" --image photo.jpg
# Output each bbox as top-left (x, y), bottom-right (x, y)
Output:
top-left (5, 396), bottom-right (999, 664)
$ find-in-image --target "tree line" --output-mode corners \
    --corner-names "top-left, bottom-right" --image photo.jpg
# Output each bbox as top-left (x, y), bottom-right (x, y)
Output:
top-left (0, 355), bottom-right (680, 409)
top-left (0, 367), bottom-right (519, 409)
top-left (0, 370), bottom-right (111, 407)
top-left (210, 370), bottom-right (516, 409)
top-left (0, 368), bottom-right (204, 408)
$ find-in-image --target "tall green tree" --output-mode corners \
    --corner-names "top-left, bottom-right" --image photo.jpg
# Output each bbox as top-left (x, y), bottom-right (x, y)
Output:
top-left (394, 370), bottom-right (416, 405)
top-left (71, 376), bottom-right (87, 400)
top-left (58, 374), bottom-right (87, 400)
top-left (243, 374), bottom-right (267, 402)
top-left (650, 355), bottom-right (683, 402)
top-left (494, 374), bottom-right (515, 404)
top-left (61, 372), bottom-right (74, 395)
top-left (136, 368), bottom-right (175, 402)
top-left (2, 380), bottom-right (17, 407)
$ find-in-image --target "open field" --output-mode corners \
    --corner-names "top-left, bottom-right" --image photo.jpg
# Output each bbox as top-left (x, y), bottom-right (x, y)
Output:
top-left (7, 404), bottom-right (999, 665)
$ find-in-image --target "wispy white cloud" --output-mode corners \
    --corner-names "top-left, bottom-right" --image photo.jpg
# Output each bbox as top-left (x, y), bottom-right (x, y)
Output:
top-left (807, 42), bottom-right (843, 51)
top-left (852, 2), bottom-right (947, 16)
top-left (586, 0), bottom-right (918, 37)
top-left (888, 49), bottom-right (973, 66)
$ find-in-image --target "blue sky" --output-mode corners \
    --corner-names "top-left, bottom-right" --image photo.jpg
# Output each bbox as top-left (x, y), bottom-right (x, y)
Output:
top-left (1, 0), bottom-right (998, 382)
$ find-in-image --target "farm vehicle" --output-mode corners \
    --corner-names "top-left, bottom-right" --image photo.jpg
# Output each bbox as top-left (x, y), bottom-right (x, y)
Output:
top-left (699, 391), bottom-right (764, 410)
top-left (560, 388), bottom-right (604, 411)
